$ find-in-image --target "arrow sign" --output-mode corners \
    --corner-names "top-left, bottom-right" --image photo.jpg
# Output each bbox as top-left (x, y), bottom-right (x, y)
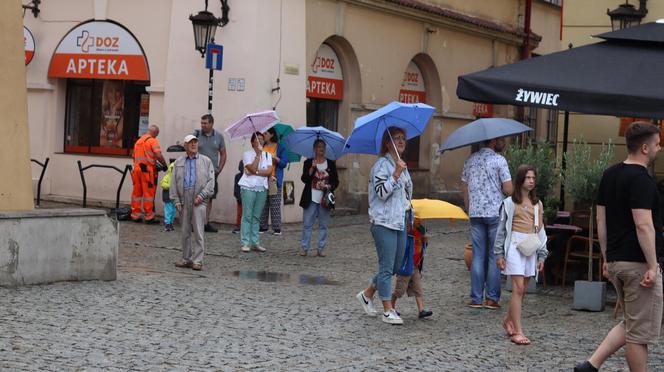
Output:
top-left (205, 43), bottom-right (223, 71)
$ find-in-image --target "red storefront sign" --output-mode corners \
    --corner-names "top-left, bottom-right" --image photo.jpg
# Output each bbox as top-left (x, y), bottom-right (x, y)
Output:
top-left (472, 103), bottom-right (493, 118)
top-left (306, 76), bottom-right (343, 100)
top-left (48, 20), bottom-right (149, 81)
top-left (399, 61), bottom-right (426, 104)
top-left (307, 44), bottom-right (343, 101)
top-left (24, 26), bottom-right (35, 66)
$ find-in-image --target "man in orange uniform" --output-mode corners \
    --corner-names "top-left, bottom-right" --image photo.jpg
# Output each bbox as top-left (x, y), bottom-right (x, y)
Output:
top-left (131, 124), bottom-right (167, 222)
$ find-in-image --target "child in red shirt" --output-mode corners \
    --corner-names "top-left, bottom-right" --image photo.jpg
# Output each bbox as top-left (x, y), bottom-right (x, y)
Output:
top-left (392, 217), bottom-right (433, 319)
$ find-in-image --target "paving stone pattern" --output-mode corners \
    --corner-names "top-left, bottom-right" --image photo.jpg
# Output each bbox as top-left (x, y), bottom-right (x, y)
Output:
top-left (1, 215), bottom-right (663, 371)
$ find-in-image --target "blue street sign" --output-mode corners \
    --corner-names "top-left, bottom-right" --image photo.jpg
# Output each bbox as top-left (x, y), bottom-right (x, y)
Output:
top-left (205, 43), bottom-right (223, 70)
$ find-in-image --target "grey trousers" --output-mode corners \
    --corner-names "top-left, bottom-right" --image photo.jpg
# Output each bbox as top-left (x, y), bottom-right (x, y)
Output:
top-left (181, 188), bottom-right (206, 264)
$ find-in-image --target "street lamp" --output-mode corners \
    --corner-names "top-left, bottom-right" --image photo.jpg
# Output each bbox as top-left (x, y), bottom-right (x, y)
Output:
top-left (189, 5), bottom-right (221, 57)
top-left (607, 0), bottom-right (647, 31)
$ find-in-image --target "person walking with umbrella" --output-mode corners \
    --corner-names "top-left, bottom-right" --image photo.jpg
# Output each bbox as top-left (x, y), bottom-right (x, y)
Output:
top-left (299, 139), bottom-right (339, 257)
top-left (494, 165), bottom-right (547, 345)
top-left (356, 126), bottom-right (413, 325)
top-left (462, 136), bottom-right (513, 309)
top-left (259, 127), bottom-right (288, 235)
top-left (238, 132), bottom-right (273, 253)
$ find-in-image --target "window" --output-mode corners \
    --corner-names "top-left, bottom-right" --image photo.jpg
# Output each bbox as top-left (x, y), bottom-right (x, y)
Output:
top-left (539, 0), bottom-right (562, 6)
top-left (64, 79), bottom-right (148, 156)
top-left (306, 97), bottom-right (339, 131)
top-left (403, 138), bottom-right (420, 168)
top-left (546, 109), bottom-right (559, 146)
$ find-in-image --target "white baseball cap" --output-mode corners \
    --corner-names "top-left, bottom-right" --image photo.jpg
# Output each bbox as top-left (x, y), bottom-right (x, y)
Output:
top-left (183, 134), bottom-right (198, 143)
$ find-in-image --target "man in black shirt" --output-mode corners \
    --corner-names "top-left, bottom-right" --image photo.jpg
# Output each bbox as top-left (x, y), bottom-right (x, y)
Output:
top-left (576, 122), bottom-right (663, 372)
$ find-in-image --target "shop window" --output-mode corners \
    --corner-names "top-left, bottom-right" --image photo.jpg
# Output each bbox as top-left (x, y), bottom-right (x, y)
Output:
top-left (64, 79), bottom-right (148, 156)
top-left (306, 97), bottom-right (339, 131)
top-left (546, 109), bottom-right (559, 146)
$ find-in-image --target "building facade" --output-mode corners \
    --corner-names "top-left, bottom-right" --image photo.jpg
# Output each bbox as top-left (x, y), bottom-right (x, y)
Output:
top-left (23, 0), bottom-right (561, 222)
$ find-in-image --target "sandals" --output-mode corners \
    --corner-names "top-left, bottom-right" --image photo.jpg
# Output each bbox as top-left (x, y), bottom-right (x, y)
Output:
top-left (191, 263), bottom-right (203, 271)
top-left (510, 333), bottom-right (531, 345)
top-left (174, 260), bottom-right (192, 268)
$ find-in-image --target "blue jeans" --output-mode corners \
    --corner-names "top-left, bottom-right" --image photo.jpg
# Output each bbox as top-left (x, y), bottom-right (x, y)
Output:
top-left (163, 201), bottom-right (175, 225)
top-left (370, 224), bottom-right (407, 301)
top-left (301, 202), bottom-right (331, 252)
top-left (470, 217), bottom-right (501, 304)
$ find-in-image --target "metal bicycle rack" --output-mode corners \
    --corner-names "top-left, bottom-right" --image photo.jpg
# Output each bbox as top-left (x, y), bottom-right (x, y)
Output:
top-left (77, 160), bottom-right (132, 209)
top-left (30, 157), bottom-right (49, 207)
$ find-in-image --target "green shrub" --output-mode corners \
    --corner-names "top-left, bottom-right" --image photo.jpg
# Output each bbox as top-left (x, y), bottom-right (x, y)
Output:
top-left (563, 139), bottom-right (614, 206)
top-left (504, 141), bottom-right (560, 204)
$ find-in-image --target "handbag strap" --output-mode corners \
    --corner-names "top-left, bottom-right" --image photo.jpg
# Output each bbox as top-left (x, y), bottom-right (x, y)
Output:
top-left (533, 204), bottom-right (539, 232)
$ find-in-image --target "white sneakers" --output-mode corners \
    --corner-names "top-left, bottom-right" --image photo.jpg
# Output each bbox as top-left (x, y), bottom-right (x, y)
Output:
top-left (241, 245), bottom-right (250, 252)
top-left (356, 291), bottom-right (377, 317)
top-left (382, 309), bottom-right (404, 325)
top-left (356, 291), bottom-right (403, 325)
top-left (252, 245), bottom-right (266, 252)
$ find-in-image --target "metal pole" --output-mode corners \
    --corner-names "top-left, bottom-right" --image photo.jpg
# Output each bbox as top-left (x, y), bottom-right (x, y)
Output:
top-left (559, 110), bottom-right (570, 210)
top-left (208, 68), bottom-right (214, 114)
top-left (77, 160), bottom-right (87, 208)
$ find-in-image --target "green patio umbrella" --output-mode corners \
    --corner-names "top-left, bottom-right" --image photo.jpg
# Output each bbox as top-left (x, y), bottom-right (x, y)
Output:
top-left (273, 123), bottom-right (301, 163)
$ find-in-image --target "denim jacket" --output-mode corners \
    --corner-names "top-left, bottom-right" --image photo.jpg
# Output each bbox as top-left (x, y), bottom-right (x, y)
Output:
top-left (368, 155), bottom-right (413, 231)
top-left (493, 197), bottom-right (548, 263)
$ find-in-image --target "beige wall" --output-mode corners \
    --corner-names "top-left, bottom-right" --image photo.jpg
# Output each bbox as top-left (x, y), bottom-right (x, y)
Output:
top-left (307, 0), bottom-right (560, 206)
top-left (24, 0), bottom-right (306, 223)
top-left (0, 0), bottom-right (34, 210)
top-left (561, 0), bottom-right (664, 180)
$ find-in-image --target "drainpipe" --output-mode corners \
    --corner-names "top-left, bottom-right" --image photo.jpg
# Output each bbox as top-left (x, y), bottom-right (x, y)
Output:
top-left (517, 0), bottom-right (532, 127)
top-left (521, 0), bottom-right (532, 60)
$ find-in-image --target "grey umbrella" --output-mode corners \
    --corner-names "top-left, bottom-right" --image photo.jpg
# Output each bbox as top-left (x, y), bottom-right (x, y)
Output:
top-left (437, 118), bottom-right (532, 154)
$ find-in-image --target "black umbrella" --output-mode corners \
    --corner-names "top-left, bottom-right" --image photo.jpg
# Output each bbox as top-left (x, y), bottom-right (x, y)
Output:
top-left (457, 22), bottom-right (664, 118)
top-left (456, 22), bottom-right (664, 207)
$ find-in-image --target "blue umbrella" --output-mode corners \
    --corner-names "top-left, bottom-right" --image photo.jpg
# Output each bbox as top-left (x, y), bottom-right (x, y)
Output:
top-left (343, 101), bottom-right (435, 155)
top-left (437, 118), bottom-right (533, 154)
top-left (282, 126), bottom-right (346, 161)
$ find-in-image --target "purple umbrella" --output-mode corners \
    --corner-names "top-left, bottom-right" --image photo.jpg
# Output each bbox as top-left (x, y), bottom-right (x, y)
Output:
top-left (225, 110), bottom-right (280, 140)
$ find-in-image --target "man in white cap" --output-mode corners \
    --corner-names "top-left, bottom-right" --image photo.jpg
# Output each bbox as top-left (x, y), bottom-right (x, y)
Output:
top-left (170, 134), bottom-right (215, 270)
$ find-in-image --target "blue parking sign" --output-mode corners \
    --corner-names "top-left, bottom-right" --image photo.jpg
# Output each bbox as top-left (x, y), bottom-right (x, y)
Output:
top-left (206, 43), bottom-right (223, 70)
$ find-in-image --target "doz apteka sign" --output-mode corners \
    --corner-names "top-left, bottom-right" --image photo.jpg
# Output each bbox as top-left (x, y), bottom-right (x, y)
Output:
top-left (48, 20), bottom-right (149, 81)
top-left (307, 44), bottom-right (343, 101)
top-left (24, 26), bottom-right (35, 66)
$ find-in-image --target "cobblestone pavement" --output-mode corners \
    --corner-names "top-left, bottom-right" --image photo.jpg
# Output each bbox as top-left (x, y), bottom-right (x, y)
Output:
top-left (1, 212), bottom-right (663, 371)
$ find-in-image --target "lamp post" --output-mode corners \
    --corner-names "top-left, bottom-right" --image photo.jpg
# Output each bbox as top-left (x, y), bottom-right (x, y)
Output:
top-left (189, 0), bottom-right (228, 113)
top-left (607, 0), bottom-right (647, 31)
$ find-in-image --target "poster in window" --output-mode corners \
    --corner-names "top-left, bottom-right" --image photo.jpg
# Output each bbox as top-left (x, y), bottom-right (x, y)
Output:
top-left (100, 80), bottom-right (124, 147)
top-left (138, 94), bottom-right (150, 136)
top-left (283, 181), bottom-right (295, 205)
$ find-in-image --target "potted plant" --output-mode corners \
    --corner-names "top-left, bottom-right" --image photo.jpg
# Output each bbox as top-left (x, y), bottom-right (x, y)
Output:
top-left (563, 138), bottom-right (614, 311)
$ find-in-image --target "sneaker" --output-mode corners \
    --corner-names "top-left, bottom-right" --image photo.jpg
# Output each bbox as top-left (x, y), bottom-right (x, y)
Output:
top-left (418, 310), bottom-right (433, 319)
top-left (468, 301), bottom-right (483, 309)
top-left (272, 230), bottom-right (282, 236)
top-left (252, 245), bottom-right (266, 252)
top-left (382, 309), bottom-right (404, 325)
top-left (484, 299), bottom-right (501, 310)
top-left (299, 249), bottom-right (307, 256)
top-left (574, 361), bottom-right (598, 372)
top-left (317, 250), bottom-right (326, 257)
top-left (204, 224), bottom-right (218, 233)
top-left (241, 245), bottom-right (251, 252)
top-left (232, 227), bottom-right (240, 234)
top-left (356, 291), bottom-right (377, 317)
top-left (258, 228), bottom-right (267, 234)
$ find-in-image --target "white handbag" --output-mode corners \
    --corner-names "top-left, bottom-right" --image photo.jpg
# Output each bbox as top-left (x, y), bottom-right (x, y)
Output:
top-left (516, 204), bottom-right (541, 257)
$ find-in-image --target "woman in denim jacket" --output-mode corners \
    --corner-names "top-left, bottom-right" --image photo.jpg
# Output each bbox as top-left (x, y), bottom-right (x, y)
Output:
top-left (356, 127), bottom-right (413, 325)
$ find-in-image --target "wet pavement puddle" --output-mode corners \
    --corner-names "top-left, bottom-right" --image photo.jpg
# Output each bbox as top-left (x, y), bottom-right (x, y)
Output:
top-left (228, 270), bottom-right (341, 286)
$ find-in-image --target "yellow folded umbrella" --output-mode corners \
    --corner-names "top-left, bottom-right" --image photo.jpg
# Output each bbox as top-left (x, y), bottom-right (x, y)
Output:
top-left (411, 199), bottom-right (469, 220)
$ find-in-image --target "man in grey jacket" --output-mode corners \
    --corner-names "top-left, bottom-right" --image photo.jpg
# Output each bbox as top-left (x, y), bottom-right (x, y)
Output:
top-left (170, 134), bottom-right (215, 270)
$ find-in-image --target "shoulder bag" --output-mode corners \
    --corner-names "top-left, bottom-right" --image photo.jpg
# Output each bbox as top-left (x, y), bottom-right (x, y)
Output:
top-left (516, 204), bottom-right (541, 257)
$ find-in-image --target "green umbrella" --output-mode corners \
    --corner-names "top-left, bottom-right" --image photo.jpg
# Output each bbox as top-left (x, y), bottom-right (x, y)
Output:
top-left (273, 123), bottom-right (301, 163)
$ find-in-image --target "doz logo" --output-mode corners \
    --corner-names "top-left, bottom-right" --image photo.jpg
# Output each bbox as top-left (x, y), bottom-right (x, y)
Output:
top-left (76, 30), bottom-right (119, 53)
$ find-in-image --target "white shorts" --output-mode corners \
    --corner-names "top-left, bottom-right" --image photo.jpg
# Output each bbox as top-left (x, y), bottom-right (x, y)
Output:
top-left (503, 231), bottom-right (537, 278)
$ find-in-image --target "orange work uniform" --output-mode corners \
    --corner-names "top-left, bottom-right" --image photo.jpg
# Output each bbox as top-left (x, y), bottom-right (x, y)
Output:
top-left (131, 133), bottom-right (162, 221)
